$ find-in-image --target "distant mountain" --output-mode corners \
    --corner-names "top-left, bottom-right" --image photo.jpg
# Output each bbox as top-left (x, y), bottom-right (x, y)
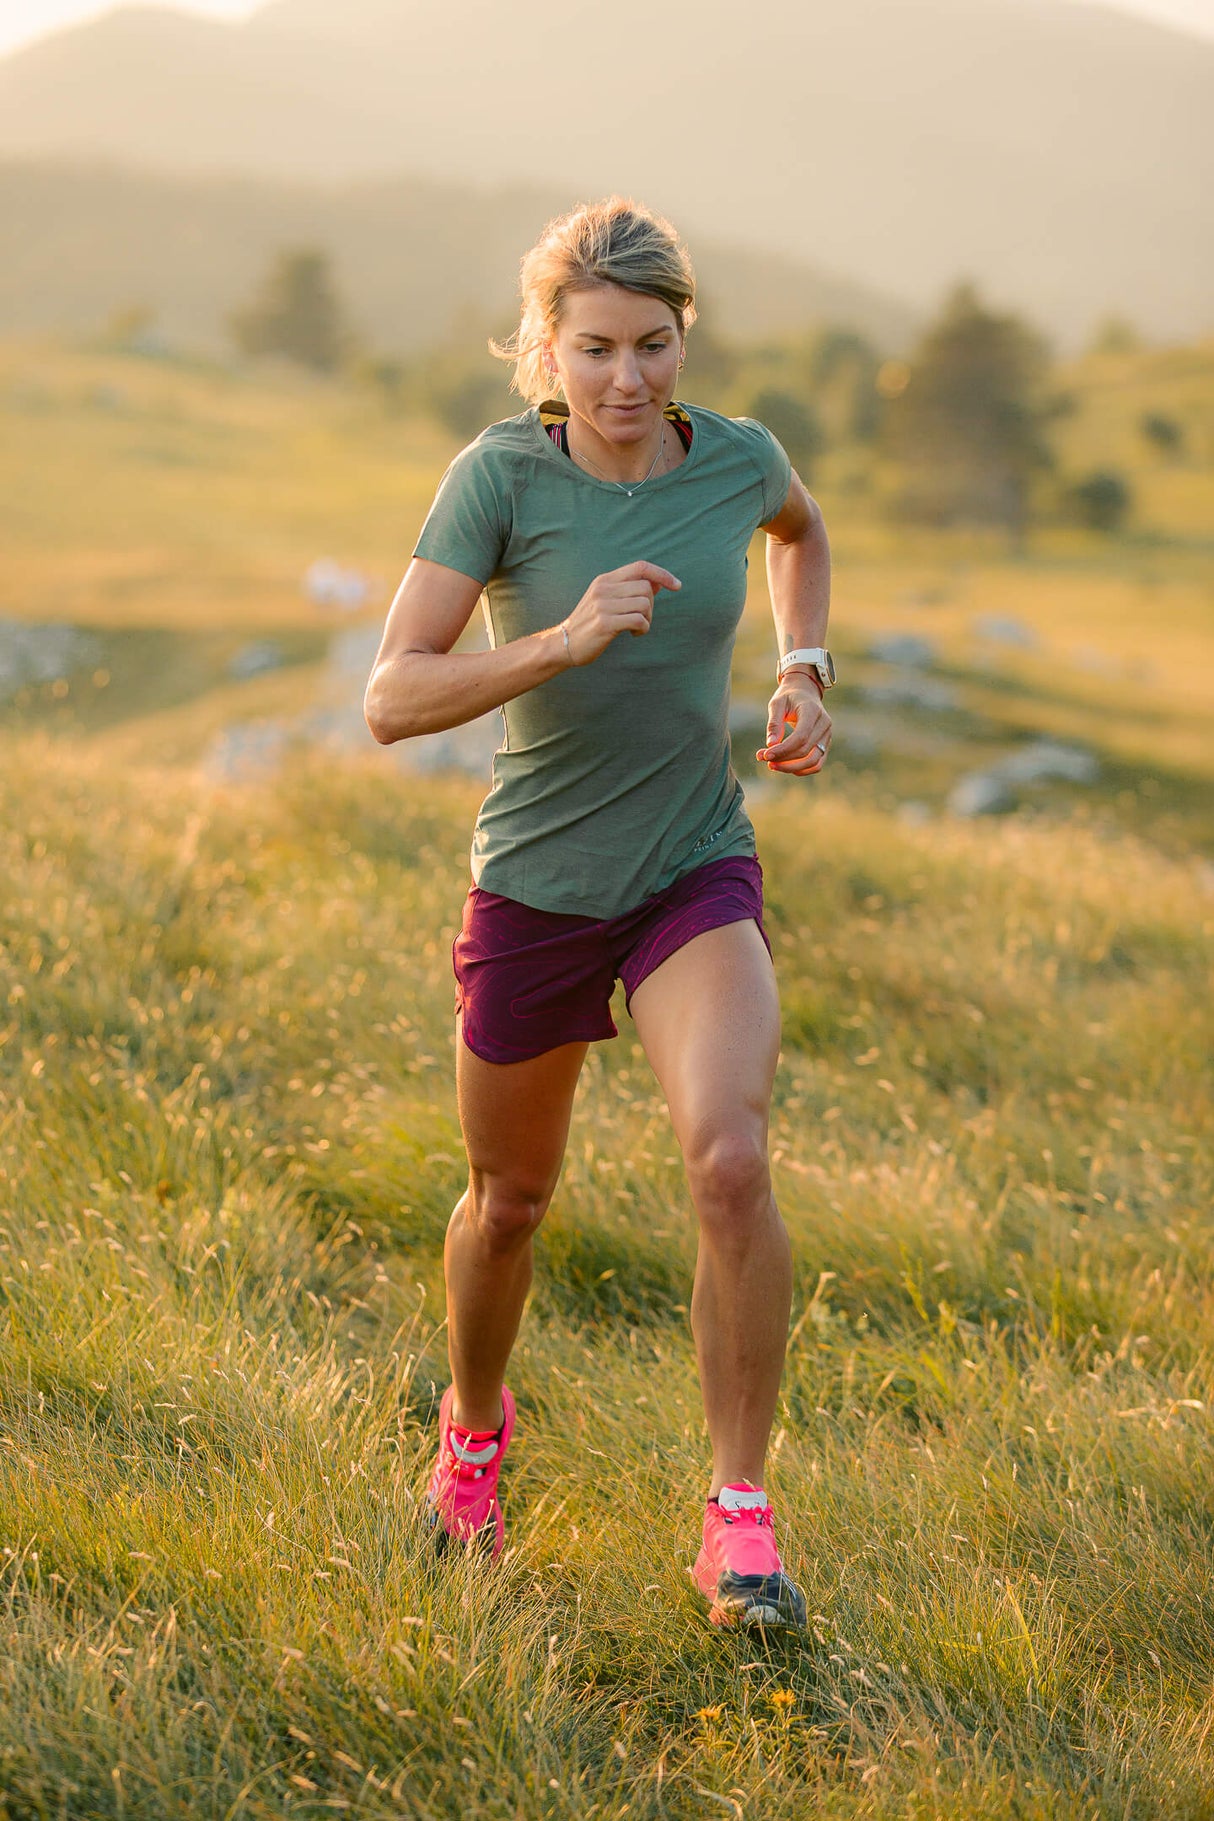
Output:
top-left (0, 0), bottom-right (1210, 349)
top-left (0, 160), bottom-right (920, 353)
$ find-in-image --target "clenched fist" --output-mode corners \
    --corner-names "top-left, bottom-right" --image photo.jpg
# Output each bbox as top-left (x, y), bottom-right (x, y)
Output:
top-left (560, 561), bottom-right (681, 666)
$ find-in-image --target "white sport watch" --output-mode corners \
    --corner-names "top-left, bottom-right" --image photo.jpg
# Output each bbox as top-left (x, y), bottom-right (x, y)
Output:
top-left (777, 647), bottom-right (836, 690)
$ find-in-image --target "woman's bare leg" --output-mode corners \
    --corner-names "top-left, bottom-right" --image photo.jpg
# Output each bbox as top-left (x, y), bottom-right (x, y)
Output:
top-left (628, 920), bottom-right (791, 1496)
top-left (444, 1026), bottom-right (587, 1432)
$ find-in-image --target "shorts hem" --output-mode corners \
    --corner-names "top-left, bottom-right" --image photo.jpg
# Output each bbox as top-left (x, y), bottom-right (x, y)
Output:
top-left (458, 1016), bottom-right (619, 1067)
top-left (620, 910), bottom-right (772, 1011)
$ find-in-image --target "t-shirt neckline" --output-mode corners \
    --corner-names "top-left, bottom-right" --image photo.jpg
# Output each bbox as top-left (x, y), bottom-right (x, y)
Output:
top-left (530, 399), bottom-right (702, 494)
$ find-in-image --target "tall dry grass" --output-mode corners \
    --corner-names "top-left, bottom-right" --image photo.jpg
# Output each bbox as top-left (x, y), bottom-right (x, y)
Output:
top-left (1, 735), bottom-right (1211, 1818)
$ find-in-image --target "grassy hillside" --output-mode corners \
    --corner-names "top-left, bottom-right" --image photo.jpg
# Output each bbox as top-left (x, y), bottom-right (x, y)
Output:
top-left (0, 336), bottom-right (450, 629)
top-left (1, 740), bottom-right (1211, 1818)
top-left (1, 331), bottom-right (1212, 1814)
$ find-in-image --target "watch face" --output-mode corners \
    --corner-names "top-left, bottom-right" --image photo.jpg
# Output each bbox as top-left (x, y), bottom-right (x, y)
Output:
top-left (823, 651), bottom-right (836, 685)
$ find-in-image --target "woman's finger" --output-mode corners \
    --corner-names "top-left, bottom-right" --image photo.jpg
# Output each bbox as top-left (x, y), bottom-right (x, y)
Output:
top-left (762, 690), bottom-right (831, 753)
top-left (764, 694), bottom-right (793, 749)
top-left (767, 730), bottom-right (830, 767)
top-left (758, 719), bottom-right (828, 763)
top-left (616, 560), bottom-right (681, 593)
top-left (768, 739), bottom-right (829, 774)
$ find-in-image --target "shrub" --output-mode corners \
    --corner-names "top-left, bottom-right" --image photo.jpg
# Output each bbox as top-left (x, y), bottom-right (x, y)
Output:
top-left (1065, 467), bottom-right (1132, 532)
top-left (1140, 411), bottom-right (1184, 456)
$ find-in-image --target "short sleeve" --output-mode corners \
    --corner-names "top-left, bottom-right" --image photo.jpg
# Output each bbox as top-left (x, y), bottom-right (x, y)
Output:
top-left (734, 417), bottom-right (793, 524)
top-left (413, 441), bottom-right (510, 584)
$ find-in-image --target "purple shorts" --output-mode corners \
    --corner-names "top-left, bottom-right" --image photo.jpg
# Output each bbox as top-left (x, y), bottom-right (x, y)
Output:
top-left (453, 854), bottom-right (770, 1065)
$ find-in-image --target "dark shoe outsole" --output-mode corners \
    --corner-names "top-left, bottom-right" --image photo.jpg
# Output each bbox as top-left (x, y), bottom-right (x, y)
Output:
top-left (710, 1570), bottom-right (808, 1629)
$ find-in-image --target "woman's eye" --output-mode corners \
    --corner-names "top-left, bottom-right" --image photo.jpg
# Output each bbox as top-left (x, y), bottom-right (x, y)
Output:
top-left (644, 342), bottom-right (671, 354)
top-left (584, 347), bottom-right (608, 358)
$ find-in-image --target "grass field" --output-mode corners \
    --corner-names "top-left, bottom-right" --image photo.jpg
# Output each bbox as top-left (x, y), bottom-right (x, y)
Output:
top-left (1, 335), bottom-right (1212, 1817)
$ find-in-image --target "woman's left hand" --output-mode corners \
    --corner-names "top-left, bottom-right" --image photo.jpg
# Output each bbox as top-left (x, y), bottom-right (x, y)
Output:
top-left (757, 678), bottom-right (833, 775)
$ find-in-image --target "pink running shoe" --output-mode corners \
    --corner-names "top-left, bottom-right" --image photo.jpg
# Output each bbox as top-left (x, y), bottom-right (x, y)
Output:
top-left (425, 1385), bottom-right (516, 1557)
top-left (693, 1483), bottom-right (807, 1628)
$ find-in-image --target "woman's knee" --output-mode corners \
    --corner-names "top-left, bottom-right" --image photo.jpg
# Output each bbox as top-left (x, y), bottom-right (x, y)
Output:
top-left (685, 1125), bottom-right (772, 1235)
top-left (462, 1170), bottom-right (553, 1251)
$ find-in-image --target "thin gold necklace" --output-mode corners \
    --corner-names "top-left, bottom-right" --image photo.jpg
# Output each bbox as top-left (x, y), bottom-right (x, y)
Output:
top-left (569, 420), bottom-right (667, 497)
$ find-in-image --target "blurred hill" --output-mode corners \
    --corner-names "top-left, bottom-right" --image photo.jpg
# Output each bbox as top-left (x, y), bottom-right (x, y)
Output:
top-left (0, 160), bottom-right (919, 354)
top-left (0, 0), bottom-right (1210, 350)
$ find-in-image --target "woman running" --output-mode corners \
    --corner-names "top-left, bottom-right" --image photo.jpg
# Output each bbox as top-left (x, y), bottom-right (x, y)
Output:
top-left (365, 197), bottom-right (834, 1628)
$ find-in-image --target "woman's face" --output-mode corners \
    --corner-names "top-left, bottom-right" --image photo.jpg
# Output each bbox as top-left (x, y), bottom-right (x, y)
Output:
top-left (546, 284), bottom-right (683, 448)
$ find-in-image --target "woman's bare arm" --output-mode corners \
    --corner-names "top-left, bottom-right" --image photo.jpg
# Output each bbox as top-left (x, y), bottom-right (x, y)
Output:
top-left (364, 558), bottom-right (569, 744)
top-left (364, 555), bottom-right (681, 746)
top-left (757, 475), bottom-right (834, 775)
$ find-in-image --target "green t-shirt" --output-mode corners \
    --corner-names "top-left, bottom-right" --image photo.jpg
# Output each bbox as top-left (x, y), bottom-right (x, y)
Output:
top-left (413, 400), bottom-right (791, 916)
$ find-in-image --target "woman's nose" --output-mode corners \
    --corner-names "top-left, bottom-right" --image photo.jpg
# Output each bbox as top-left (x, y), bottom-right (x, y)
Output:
top-left (612, 353), bottom-right (644, 393)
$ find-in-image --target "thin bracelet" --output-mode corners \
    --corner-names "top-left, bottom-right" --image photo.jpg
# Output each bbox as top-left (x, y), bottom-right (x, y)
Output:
top-left (561, 621), bottom-right (573, 665)
top-left (781, 664), bottom-right (824, 698)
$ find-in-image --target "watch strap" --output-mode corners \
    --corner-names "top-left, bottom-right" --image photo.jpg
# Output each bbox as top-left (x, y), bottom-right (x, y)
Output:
top-left (778, 647), bottom-right (833, 685)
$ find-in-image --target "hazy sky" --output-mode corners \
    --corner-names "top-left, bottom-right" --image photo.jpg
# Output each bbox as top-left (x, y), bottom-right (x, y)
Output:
top-left (2, 0), bottom-right (1213, 58)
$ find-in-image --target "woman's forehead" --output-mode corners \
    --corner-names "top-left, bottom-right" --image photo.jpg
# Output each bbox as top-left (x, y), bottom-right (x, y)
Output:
top-left (558, 284), bottom-right (680, 338)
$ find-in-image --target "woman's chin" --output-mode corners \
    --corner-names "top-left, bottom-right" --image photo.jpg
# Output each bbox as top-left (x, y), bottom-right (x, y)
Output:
top-left (597, 405), bottom-right (659, 441)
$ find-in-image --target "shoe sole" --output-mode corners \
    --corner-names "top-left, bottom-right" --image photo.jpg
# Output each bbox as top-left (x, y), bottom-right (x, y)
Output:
top-left (708, 1571), bottom-right (808, 1630)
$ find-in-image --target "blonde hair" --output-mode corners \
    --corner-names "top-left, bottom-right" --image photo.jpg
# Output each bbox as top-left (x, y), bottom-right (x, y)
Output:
top-left (490, 196), bottom-right (697, 404)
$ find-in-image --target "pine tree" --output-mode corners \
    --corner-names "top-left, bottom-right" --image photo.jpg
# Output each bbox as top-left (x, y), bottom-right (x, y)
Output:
top-left (886, 282), bottom-right (1054, 546)
top-left (229, 247), bottom-right (348, 373)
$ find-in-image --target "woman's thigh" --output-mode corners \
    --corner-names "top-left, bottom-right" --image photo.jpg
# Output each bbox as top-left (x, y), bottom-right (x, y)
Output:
top-left (627, 920), bottom-right (780, 1155)
top-left (456, 1022), bottom-right (588, 1200)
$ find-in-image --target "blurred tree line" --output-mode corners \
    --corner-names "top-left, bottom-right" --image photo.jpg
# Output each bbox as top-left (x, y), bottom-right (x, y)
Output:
top-left (227, 245), bottom-right (1152, 545)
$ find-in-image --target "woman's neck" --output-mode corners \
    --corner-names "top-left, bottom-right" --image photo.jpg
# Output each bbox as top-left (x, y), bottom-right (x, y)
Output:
top-left (564, 408), bottom-right (675, 487)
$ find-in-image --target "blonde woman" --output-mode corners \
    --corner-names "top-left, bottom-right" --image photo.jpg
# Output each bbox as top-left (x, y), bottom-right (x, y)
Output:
top-left (365, 197), bottom-right (833, 1627)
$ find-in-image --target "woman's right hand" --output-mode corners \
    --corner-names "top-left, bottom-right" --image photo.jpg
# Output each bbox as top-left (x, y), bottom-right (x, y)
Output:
top-left (561, 561), bottom-right (681, 666)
